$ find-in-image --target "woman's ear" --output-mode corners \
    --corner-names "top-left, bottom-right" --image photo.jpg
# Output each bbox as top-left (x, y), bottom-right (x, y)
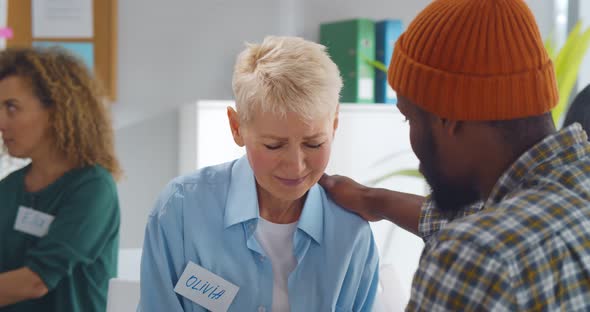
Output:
top-left (227, 107), bottom-right (245, 147)
top-left (332, 105), bottom-right (339, 135)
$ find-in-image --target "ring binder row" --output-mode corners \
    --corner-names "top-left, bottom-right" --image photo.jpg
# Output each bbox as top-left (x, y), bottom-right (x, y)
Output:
top-left (320, 19), bottom-right (404, 105)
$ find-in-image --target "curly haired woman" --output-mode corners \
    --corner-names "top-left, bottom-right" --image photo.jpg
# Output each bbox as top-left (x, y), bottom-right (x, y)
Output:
top-left (0, 47), bottom-right (121, 312)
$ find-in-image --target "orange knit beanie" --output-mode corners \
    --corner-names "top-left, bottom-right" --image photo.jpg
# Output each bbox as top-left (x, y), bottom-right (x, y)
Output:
top-left (388, 0), bottom-right (558, 120)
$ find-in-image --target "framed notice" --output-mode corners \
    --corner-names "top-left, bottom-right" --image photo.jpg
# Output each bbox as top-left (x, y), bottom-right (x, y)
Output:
top-left (6, 0), bottom-right (117, 101)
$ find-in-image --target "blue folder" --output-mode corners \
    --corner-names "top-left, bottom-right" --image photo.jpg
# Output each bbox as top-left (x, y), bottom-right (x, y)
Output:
top-left (375, 20), bottom-right (403, 104)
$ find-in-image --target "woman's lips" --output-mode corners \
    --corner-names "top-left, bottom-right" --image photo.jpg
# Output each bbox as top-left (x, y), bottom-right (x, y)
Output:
top-left (275, 175), bottom-right (308, 187)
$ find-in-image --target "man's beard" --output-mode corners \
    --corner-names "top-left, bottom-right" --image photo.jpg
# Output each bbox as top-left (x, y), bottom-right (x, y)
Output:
top-left (419, 126), bottom-right (480, 218)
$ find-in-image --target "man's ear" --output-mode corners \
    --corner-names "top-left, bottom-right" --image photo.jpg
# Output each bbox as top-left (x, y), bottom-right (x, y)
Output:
top-left (440, 118), bottom-right (462, 137)
top-left (227, 107), bottom-right (245, 147)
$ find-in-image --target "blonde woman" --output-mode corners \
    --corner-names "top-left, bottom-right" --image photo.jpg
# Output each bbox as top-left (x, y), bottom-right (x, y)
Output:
top-left (0, 48), bottom-right (121, 312)
top-left (139, 36), bottom-right (379, 312)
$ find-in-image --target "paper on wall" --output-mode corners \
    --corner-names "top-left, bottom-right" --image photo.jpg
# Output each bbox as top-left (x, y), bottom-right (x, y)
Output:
top-left (0, 0), bottom-right (7, 50)
top-left (32, 0), bottom-right (93, 38)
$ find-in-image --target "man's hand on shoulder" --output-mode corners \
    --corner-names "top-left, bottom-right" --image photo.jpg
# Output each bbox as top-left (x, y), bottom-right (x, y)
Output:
top-left (318, 174), bottom-right (383, 222)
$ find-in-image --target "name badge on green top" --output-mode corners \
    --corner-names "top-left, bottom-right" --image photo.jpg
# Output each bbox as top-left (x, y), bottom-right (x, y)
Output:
top-left (13, 206), bottom-right (55, 237)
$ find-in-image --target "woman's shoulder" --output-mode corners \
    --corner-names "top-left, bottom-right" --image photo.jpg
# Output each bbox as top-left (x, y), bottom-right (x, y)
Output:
top-left (314, 186), bottom-right (376, 259)
top-left (317, 185), bottom-right (373, 236)
top-left (54, 164), bottom-right (114, 185)
top-left (173, 160), bottom-right (234, 187)
top-left (62, 164), bottom-right (117, 194)
top-left (148, 160), bottom-right (236, 218)
top-left (51, 165), bottom-right (119, 206)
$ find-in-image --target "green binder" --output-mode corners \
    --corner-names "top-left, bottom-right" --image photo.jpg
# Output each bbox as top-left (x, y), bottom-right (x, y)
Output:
top-left (320, 19), bottom-right (376, 103)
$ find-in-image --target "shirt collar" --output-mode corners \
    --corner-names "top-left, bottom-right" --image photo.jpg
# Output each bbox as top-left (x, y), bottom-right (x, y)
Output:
top-left (487, 123), bottom-right (589, 205)
top-left (297, 184), bottom-right (324, 245)
top-left (224, 156), bottom-right (259, 228)
top-left (224, 155), bottom-right (324, 244)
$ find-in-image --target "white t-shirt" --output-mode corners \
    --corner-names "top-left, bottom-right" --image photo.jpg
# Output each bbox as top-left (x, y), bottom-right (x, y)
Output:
top-left (254, 217), bottom-right (298, 312)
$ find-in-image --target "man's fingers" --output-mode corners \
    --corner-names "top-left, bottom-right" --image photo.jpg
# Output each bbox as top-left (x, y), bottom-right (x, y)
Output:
top-left (318, 173), bottom-right (334, 188)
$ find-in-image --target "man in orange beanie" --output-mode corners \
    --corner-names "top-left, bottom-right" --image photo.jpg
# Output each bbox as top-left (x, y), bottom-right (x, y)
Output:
top-left (320, 0), bottom-right (590, 310)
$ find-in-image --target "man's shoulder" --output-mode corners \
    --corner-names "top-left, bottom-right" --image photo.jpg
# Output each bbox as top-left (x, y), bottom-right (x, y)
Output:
top-left (436, 188), bottom-right (590, 256)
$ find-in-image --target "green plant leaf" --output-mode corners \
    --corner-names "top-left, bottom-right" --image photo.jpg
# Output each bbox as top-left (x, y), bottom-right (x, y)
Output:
top-left (552, 22), bottom-right (590, 124)
top-left (369, 149), bottom-right (414, 168)
top-left (358, 52), bottom-right (388, 73)
top-left (365, 59), bottom-right (388, 73)
top-left (366, 168), bottom-right (423, 186)
top-left (553, 22), bottom-right (582, 84)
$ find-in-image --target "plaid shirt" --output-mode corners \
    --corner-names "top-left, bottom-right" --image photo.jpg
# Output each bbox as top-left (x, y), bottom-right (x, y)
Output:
top-left (407, 124), bottom-right (590, 311)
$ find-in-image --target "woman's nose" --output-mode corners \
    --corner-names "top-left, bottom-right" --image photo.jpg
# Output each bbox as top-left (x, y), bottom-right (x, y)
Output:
top-left (284, 147), bottom-right (306, 173)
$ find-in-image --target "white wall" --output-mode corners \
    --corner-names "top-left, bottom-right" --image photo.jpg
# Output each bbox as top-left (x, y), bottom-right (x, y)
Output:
top-left (115, 110), bottom-right (178, 248)
top-left (113, 0), bottom-right (285, 129)
top-left (526, 0), bottom-right (555, 39)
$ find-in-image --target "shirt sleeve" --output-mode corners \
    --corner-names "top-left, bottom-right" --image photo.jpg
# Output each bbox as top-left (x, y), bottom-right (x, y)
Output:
top-left (24, 177), bottom-right (119, 290)
top-left (353, 233), bottom-right (380, 312)
top-left (406, 240), bottom-right (517, 311)
top-left (137, 183), bottom-right (188, 312)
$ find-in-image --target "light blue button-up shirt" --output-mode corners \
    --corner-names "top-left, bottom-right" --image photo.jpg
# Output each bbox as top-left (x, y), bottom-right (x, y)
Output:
top-left (138, 156), bottom-right (379, 312)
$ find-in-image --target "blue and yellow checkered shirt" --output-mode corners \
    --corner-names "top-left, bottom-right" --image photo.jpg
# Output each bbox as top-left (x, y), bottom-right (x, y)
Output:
top-left (408, 124), bottom-right (590, 311)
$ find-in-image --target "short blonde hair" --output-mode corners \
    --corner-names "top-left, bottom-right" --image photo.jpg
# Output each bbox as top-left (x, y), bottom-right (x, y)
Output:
top-left (232, 36), bottom-right (342, 122)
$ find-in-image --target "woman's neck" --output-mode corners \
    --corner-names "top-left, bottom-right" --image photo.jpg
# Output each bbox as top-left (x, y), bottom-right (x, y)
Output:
top-left (256, 184), bottom-right (306, 224)
top-left (25, 151), bottom-right (74, 193)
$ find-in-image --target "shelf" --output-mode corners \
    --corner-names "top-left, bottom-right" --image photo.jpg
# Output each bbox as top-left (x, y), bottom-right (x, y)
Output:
top-left (339, 103), bottom-right (398, 113)
top-left (196, 100), bottom-right (400, 114)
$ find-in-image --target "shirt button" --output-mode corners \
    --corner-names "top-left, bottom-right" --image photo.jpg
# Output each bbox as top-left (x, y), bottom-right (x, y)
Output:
top-left (258, 306), bottom-right (266, 312)
top-left (259, 255), bottom-right (266, 262)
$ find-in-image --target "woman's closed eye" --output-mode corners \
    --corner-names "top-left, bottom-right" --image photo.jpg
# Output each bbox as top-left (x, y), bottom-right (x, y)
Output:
top-left (264, 142), bottom-right (324, 150)
top-left (264, 144), bottom-right (283, 150)
top-left (305, 142), bottom-right (324, 149)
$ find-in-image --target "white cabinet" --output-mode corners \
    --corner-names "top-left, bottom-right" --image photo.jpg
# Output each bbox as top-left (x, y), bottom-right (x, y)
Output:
top-left (178, 100), bottom-right (425, 300)
top-left (178, 101), bottom-right (245, 174)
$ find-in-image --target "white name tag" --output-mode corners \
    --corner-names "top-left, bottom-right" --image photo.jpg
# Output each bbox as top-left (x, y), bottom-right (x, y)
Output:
top-left (174, 261), bottom-right (239, 312)
top-left (14, 206), bottom-right (55, 237)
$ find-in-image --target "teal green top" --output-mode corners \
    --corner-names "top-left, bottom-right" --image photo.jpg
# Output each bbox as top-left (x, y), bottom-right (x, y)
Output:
top-left (0, 164), bottom-right (120, 312)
